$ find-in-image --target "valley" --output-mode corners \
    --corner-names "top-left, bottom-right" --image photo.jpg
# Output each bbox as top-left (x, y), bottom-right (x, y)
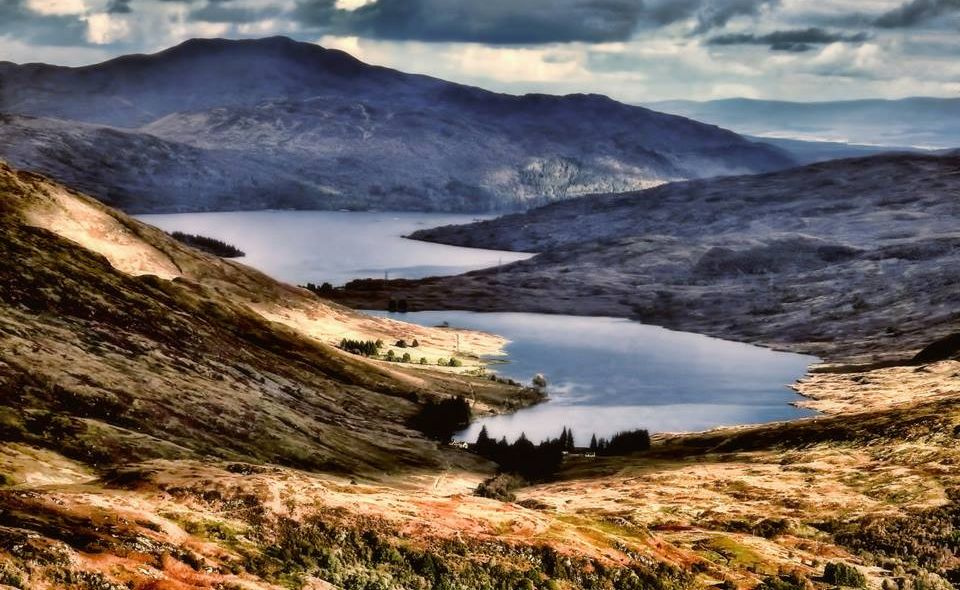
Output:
top-left (1, 158), bottom-right (957, 590)
top-left (0, 30), bottom-right (958, 590)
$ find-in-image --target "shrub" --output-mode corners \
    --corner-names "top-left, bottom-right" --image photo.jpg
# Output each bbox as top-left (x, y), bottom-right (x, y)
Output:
top-left (475, 474), bottom-right (525, 502)
top-left (419, 357), bottom-right (429, 365)
top-left (401, 353), bottom-right (412, 363)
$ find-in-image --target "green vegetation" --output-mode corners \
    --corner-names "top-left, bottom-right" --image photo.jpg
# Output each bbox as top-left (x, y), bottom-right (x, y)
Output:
top-left (817, 488), bottom-right (959, 582)
top-left (339, 338), bottom-right (383, 357)
top-left (589, 429), bottom-right (651, 456)
top-left (410, 396), bottom-right (471, 442)
top-left (756, 572), bottom-right (811, 590)
top-left (242, 509), bottom-right (695, 590)
top-left (0, 564), bottom-right (24, 589)
top-left (823, 562), bottom-right (866, 588)
top-left (474, 427), bottom-right (567, 480)
top-left (169, 231), bottom-right (245, 258)
top-left (475, 473), bottom-right (525, 502)
top-left (303, 282), bottom-right (335, 296)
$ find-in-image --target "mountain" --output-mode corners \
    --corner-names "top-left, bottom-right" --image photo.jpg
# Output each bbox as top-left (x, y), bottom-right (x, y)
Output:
top-left (0, 36), bottom-right (793, 213)
top-left (648, 97), bottom-right (960, 150)
top-left (329, 153), bottom-right (960, 364)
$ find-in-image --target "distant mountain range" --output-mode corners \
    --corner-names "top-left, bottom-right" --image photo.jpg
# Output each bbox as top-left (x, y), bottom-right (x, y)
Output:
top-left (648, 97), bottom-right (960, 150)
top-left (0, 37), bottom-right (792, 213)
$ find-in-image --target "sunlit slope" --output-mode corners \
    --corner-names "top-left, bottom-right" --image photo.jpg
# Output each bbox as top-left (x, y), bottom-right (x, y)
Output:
top-left (0, 162), bottom-right (519, 473)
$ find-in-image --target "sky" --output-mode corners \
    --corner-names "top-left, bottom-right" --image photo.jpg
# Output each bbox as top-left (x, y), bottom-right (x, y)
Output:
top-left (1, 0), bottom-right (959, 103)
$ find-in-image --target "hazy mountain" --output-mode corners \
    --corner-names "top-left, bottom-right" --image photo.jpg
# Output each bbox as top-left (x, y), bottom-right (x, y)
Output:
top-left (649, 97), bottom-right (960, 150)
top-left (0, 36), bottom-right (793, 213)
top-left (333, 153), bottom-right (960, 363)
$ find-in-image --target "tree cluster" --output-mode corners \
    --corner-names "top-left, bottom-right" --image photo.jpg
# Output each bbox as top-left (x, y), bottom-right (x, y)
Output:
top-left (823, 562), bottom-right (866, 588)
top-left (170, 231), bottom-right (245, 258)
top-left (338, 338), bottom-right (383, 357)
top-left (303, 282), bottom-right (335, 296)
top-left (410, 396), bottom-right (471, 442)
top-left (589, 429), bottom-right (651, 455)
top-left (474, 427), bottom-right (571, 480)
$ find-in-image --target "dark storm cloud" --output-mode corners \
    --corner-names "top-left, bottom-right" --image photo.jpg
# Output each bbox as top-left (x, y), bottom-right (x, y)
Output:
top-left (189, 2), bottom-right (283, 23)
top-left (0, 0), bottom-right (88, 46)
top-left (107, 0), bottom-right (133, 13)
top-left (292, 0), bottom-right (781, 45)
top-left (708, 27), bottom-right (870, 51)
top-left (873, 0), bottom-right (960, 27)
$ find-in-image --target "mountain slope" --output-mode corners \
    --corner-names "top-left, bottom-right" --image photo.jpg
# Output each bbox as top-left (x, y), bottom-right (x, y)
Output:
top-left (0, 37), bottom-right (793, 213)
top-left (649, 97), bottom-right (960, 149)
top-left (330, 153), bottom-right (960, 363)
top-left (0, 161), bottom-right (531, 474)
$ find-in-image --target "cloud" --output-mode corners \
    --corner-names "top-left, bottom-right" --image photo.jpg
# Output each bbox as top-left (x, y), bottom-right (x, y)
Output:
top-left (188, 2), bottom-right (284, 23)
top-left (106, 0), bottom-right (131, 14)
top-left (708, 27), bottom-right (870, 51)
top-left (84, 12), bottom-right (130, 43)
top-left (0, 0), bottom-right (89, 45)
top-left (873, 0), bottom-right (960, 27)
top-left (293, 0), bottom-right (781, 45)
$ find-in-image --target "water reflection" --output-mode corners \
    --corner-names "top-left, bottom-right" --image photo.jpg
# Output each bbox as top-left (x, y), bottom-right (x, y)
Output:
top-left (370, 311), bottom-right (817, 444)
top-left (138, 210), bottom-right (532, 285)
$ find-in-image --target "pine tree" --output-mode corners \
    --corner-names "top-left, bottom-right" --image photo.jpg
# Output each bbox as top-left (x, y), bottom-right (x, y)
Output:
top-left (589, 434), bottom-right (598, 451)
top-left (477, 425), bottom-right (491, 446)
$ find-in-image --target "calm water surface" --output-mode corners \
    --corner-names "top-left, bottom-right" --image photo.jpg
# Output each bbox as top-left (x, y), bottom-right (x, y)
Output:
top-left (369, 311), bottom-right (817, 445)
top-left (140, 211), bottom-right (817, 443)
top-left (138, 210), bottom-right (532, 285)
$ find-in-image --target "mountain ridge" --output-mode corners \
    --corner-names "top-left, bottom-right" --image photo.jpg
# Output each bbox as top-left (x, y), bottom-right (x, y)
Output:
top-left (0, 36), bottom-right (793, 213)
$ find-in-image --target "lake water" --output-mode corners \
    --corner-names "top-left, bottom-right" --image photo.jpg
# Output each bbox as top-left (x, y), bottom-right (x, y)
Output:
top-left (138, 210), bottom-right (532, 286)
top-left (368, 311), bottom-right (817, 445)
top-left (139, 210), bottom-right (817, 443)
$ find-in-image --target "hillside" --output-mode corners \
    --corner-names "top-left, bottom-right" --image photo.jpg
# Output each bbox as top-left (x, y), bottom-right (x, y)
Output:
top-left (330, 153), bottom-right (960, 363)
top-left (649, 97), bottom-right (960, 150)
top-left (0, 162), bottom-right (957, 590)
top-left (0, 161), bottom-right (539, 474)
top-left (0, 37), bottom-right (793, 213)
